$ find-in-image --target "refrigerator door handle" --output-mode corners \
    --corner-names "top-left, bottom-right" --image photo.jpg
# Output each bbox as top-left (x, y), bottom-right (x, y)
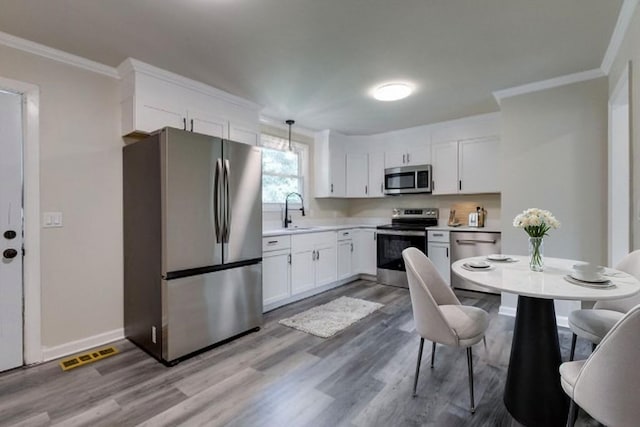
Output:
top-left (223, 159), bottom-right (231, 243)
top-left (214, 159), bottom-right (222, 244)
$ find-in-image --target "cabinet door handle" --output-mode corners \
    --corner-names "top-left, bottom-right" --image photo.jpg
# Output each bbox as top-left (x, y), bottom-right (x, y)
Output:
top-left (331, 183), bottom-right (334, 193)
top-left (380, 183), bottom-right (383, 193)
top-left (317, 250), bottom-right (320, 260)
top-left (433, 233), bottom-right (443, 237)
top-left (365, 185), bottom-right (368, 195)
top-left (446, 247), bottom-right (449, 258)
top-left (350, 243), bottom-right (354, 252)
top-left (267, 240), bottom-right (278, 244)
top-left (431, 181), bottom-right (435, 192)
top-left (459, 180), bottom-right (462, 191)
top-left (183, 117), bottom-right (187, 130)
top-left (407, 153), bottom-right (410, 163)
top-left (374, 233), bottom-right (376, 241)
top-left (288, 253), bottom-right (291, 264)
top-left (190, 119), bottom-right (194, 132)
top-left (402, 154), bottom-right (406, 164)
top-left (312, 250), bottom-right (316, 261)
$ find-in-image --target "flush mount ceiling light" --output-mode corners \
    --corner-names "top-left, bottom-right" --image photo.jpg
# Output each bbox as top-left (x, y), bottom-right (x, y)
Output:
top-left (372, 82), bottom-right (414, 101)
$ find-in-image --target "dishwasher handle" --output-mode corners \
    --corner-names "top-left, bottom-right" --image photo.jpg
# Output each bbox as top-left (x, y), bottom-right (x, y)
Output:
top-left (456, 239), bottom-right (497, 244)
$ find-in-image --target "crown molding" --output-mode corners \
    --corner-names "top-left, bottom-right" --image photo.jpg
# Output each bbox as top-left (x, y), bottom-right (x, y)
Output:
top-left (492, 69), bottom-right (605, 104)
top-left (601, 0), bottom-right (638, 75)
top-left (0, 30), bottom-right (119, 78)
top-left (118, 58), bottom-right (262, 112)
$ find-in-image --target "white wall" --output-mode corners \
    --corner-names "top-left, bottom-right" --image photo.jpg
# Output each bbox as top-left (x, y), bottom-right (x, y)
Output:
top-left (0, 45), bottom-right (123, 350)
top-left (609, 3), bottom-right (640, 250)
top-left (500, 77), bottom-right (609, 321)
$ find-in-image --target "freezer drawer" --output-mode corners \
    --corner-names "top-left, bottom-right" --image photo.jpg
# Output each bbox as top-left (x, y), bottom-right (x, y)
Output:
top-left (450, 232), bottom-right (501, 294)
top-left (162, 263), bottom-right (262, 362)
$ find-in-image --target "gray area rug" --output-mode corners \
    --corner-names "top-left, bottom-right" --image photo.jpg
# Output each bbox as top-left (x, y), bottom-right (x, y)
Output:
top-left (278, 296), bottom-right (384, 338)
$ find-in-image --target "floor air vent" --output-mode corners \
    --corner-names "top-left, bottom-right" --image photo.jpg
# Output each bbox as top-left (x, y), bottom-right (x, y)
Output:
top-left (59, 346), bottom-right (119, 371)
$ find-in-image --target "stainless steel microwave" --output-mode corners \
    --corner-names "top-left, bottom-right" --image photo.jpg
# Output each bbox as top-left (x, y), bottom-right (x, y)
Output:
top-left (384, 165), bottom-right (432, 195)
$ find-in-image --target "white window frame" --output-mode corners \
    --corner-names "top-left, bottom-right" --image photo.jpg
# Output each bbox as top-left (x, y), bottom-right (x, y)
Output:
top-left (261, 134), bottom-right (309, 212)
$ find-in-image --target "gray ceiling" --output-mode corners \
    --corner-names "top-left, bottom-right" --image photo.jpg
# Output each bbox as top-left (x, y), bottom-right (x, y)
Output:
top-left (0, 0), bottom-right (623, 135)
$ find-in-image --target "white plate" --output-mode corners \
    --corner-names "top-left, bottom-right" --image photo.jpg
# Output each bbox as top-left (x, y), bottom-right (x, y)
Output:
top-left (462, 264), bottom-right (495, 272)
top-left (487, 254), bottom-right (510, 261)
top-left (569, 273), bottom-right (610, 284)
top-left (466, 260), bottom-right (491, 269)
top-left (564, 275), bottom-right (614, 288)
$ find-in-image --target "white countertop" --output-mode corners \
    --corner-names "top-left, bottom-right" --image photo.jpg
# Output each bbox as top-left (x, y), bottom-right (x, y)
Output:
top-left (263, 223), bottom-right (501, 237)
top-left (428, 226), bottom-right (502, 233)
top-left (451, 255), bottom-right (640, 301)
top-left (263, 224), bottom-right (379, 237)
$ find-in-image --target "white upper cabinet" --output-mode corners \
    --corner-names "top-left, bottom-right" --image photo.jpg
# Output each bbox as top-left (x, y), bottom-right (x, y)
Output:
top-left (188, 109), bottom-right (228, 138)
top-left (367, 151), bottom-right (385, 198)
top-left (384, 146), bottom-right (431, 168)
top-left (229, 121), bottom-right (260, 146)
top-left (431, 136), bottom-right (500, 194)
top-left (118, 58), bottom-right (260, 144)
top-left (346, 153), bottom-right (369, 197)
top-left (315, 130), bottom-right (346, 197)
top-left (431, 141), bottom-right (459, 194)
top-left (458, 136), bottom-right (500, 193)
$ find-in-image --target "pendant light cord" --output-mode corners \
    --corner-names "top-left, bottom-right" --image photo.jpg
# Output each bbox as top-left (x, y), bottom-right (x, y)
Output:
top-left (286, 119), bottom-right (295, 151)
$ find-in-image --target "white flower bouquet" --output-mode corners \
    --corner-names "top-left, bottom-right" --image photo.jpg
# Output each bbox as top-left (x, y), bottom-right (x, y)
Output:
top-left (513, 208), bottom-right (560, 271)
top-left (513, 208), bottom-right (560, 238)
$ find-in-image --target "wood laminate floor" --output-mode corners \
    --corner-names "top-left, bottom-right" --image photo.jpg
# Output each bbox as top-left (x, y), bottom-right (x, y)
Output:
top-left (0, 280), bottom-right (599, 427)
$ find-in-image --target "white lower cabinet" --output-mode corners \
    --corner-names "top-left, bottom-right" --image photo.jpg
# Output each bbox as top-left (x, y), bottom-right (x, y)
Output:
top-left (427, 230), bottom-right (451, 285)
top-left (262, 236), bottom-right (292, 307)
top-left (291, 232), bottom-right (337, 294)
top-left (354, 229), bottom-right (377, 275)
top-left (337, 230), bottom-right (355, 280)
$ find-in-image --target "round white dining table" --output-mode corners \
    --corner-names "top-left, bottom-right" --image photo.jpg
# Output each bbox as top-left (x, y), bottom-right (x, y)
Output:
top-left (452, 255), bottom-right (640, 427)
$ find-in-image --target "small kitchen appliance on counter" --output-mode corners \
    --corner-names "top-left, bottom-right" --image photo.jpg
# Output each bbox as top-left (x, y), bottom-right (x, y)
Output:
top-left (123, 127), bottom-right (263, 365)
top-left (376, 208), bottom-right (438, 287)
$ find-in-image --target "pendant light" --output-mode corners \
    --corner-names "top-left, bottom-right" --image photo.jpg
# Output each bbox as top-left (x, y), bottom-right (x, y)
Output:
top-left (285, 119), bottom-right (295, 151)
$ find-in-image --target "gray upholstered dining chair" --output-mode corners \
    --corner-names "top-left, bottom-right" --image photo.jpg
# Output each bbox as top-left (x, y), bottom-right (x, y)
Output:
top-left (568, 249), bottom-right (640, 361)
top-left (402, 247), bottom-right (489, 413)
top-left (560, 304), bottom-right (640, 427)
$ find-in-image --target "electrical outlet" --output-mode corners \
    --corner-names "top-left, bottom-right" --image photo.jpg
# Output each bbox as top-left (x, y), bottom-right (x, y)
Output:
top-left (151, 326), bottom-right (157, 344)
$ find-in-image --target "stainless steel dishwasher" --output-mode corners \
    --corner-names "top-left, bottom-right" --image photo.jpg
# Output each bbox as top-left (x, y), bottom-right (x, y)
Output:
top-left (450, 231), bottom-right (501, 294)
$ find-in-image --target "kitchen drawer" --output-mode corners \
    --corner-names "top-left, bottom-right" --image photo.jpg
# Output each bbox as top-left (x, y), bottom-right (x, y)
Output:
top-left (428, 230), bottom-right (450, 243)
top-left (262, 236), bottom-right (291, 252)
top-left (337, 229), bottom-right (355, 241)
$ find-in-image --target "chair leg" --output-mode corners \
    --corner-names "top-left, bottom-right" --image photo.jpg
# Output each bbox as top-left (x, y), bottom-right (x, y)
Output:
top-left (466, 347), bottom-right (475, 414)
top-left (413, 338), bottom-right (424, 397)
top-left (430, 341), bottom-right (436, 368)
top-left (566, 399), bottom-right (578, 427)
top-left (569, 333), bottom-right (577, 361)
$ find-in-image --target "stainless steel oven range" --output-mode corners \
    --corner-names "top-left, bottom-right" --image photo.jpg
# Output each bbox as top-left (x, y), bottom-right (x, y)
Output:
top-left (376, 208), bottom-right (438, 288)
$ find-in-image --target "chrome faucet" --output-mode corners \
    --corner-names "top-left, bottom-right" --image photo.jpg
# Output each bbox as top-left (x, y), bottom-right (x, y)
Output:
top-left (284, 192), bottom-right (305, 228)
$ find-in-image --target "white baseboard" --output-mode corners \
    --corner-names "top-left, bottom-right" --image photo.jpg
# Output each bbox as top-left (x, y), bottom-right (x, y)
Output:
top-left (498, 305), bottom-right (569, 329)
top-left (42, 328), bottom-right (124, 362)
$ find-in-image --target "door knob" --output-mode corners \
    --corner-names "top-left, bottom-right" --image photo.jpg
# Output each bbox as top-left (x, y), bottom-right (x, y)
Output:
top-left (3, 230), bottom-right (16, 239)
top-left (3, 248), bottom-right (18, 259)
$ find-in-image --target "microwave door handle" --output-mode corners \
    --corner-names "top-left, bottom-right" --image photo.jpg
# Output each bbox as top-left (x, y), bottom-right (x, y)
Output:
top-left (224, 159), bottom-right (231, 243)
top-left (213, 159), bottom-right (222, 244)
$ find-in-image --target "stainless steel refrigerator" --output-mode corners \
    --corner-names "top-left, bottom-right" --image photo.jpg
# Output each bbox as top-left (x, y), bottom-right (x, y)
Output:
top-left (123, 127), bottom-right (263, 364)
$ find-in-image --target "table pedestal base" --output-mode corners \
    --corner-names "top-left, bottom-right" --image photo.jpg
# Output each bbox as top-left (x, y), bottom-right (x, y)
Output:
top-left (504, 296), bottom-right (569, 427)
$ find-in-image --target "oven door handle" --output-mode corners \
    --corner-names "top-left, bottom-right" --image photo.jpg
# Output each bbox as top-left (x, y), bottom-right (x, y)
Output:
top-left (455, 239), bottom-right (497, 244)
top-left (377, 230), bottom-right (426, 237)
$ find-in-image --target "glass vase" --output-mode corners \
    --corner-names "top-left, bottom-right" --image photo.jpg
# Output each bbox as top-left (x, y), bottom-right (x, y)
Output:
top-left (528, 237), bottom-right (544, 272)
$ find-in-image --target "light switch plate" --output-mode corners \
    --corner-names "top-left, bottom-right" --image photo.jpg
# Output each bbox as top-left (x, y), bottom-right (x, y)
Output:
top-left (43, 212), bottom-right (63, 228)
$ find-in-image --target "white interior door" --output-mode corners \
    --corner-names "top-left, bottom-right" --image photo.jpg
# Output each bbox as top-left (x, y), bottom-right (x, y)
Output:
top-left (0, 89), bottom-right (24, 372)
